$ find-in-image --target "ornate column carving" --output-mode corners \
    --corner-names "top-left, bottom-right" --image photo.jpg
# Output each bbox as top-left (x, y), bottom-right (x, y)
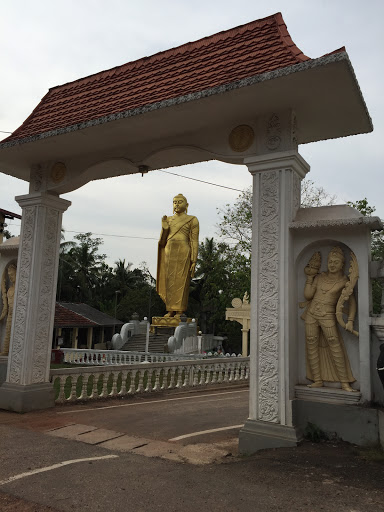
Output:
top-left (239, 150), bottom-right (309, 453)
top-left (0, 192), bottom-right (70, 412)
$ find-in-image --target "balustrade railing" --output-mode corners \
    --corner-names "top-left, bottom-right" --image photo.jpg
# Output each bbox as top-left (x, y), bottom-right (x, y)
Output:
top-left (60, 348), bottom-right (206, 365)
top-left (50, 357), bottom-right (249, 404)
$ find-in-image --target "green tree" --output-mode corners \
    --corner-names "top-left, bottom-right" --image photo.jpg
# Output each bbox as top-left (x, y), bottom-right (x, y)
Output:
top-left (115, 262), bottom-right (165, 321)
top-left (57, 232), bottom-right (109, 305)
top-left (56, 233), bottom-right (165, 321)
top-left (3, 229), bottom-right (13, 239)
top-left (188, 238), bottom-right (229, 334)
top-left (347, 198), bottom-right (384, 314)
top-left (347, 198), bottom-right (384, 260)
top-left (301, 179), bottom-right (337, 208)
top-left (217, 179), bottom-right (336, 255)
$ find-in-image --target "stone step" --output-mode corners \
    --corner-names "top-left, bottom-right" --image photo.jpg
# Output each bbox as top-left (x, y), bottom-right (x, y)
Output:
top-left (121, 333), bottom-right (170, 353)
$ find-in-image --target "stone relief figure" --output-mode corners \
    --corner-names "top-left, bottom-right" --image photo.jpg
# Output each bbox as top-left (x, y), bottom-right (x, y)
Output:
top-left (300, 247), bottom-right (359, 392)
top-left (156, 194), bottom-right (199, 317)
top-left (0, 263), bottom-right (17, 356)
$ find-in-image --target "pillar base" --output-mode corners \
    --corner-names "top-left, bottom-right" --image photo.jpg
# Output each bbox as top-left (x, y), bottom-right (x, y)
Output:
top-left (0, 382), bottom-right (55, 413)
top-left (239, 419), bottom-right (302, 455)
top-left (295, 399), bottom-right (382, 446)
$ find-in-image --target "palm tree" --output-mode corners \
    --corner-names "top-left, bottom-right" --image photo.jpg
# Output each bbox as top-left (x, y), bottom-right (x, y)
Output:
top-left (192, 238), bottom-right (229, 334)
top-left (58, 233), bottom-right (107, 304)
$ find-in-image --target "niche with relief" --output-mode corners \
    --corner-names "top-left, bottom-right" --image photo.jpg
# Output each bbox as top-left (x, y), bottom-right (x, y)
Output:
top-left (295, 240), bottom-right (360, 391)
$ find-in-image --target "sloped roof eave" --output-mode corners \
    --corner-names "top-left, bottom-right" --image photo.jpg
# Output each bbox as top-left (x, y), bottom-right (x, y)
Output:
top-left (0, 50), bottom-right (370, 151)
top-left (57, 302), bottom-right (123, 327)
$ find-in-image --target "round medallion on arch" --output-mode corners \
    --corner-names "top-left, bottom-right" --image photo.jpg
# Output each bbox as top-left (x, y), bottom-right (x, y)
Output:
top-left (51, 162), bottom-right (66, 183)
top-left (231, 298), bottom-right (243, 309)
top-left (228, 125), bottom-right (255, 152)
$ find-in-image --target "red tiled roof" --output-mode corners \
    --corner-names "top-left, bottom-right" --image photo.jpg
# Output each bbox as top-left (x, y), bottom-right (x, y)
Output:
top-left (55, 303), bottom-right (97, 328)
top-left (0, 208), bottom-right (21, 220)
top-left (3, 12), bottom-right (335, 145)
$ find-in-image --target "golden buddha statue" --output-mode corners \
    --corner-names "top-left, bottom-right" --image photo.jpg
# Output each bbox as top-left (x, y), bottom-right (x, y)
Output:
top-left (0, 263), bottom-right (17, 356)
top-left (156, 194), bottom-right (199, 317)
top-left (300, 247), bottom-right (358, 392)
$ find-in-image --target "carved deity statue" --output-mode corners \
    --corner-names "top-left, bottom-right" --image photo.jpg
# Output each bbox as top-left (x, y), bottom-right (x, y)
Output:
top-left (0, 263), bottom-right (17, 356)
top-left (156, 194), bottom-right (199, 317)
top-left (300, 247), bottom-right (358, 392)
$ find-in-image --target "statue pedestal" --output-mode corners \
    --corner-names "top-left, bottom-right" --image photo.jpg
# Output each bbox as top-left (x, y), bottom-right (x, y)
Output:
top-left (151, 316), bottom-right (194, 334)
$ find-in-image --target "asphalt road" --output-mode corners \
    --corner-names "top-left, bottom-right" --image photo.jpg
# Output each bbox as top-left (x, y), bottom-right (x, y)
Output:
top-left (53, 387), bottom-right (249, 444)
top-left (0, 386), bottom-right (383, 512)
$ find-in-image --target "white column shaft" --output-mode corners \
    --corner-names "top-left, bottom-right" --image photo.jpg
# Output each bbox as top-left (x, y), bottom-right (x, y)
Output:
top-left (6, 193), bottom-right (70, 385)
top-left (247, 151), bottom-right (309, 426)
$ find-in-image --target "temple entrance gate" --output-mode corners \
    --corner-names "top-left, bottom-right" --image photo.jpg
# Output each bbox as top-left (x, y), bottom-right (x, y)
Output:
top-left (0, 14), bottom-right (373, 451)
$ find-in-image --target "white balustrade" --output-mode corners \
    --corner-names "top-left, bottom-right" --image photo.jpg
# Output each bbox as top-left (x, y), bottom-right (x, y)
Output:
top-left (50, 357), bottom-right (249, 404)
top-left (59, 348), bottom-right (243, 366)
top-left (60, 348), bottom-right (208, 366)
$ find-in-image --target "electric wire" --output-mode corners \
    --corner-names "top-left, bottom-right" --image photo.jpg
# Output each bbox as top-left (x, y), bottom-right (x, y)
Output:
top-left (158, 169), bottom-right (243, 192)
top-left (5, 169), bottom-right (245, 239)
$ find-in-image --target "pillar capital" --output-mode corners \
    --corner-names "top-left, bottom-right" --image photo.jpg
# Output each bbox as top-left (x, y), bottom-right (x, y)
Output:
top-left (244, 150), bottom-right (310, 179)
top-left (16, 191), bottom-right (71, 212)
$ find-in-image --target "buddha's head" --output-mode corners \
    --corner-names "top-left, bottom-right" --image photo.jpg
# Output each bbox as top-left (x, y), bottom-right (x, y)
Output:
top-left (173, 194), bottom-right (188, 214)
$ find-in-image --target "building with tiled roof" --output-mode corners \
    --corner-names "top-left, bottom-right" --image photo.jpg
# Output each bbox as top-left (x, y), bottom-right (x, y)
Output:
top-left (54, 302), bottom-right (123, 349)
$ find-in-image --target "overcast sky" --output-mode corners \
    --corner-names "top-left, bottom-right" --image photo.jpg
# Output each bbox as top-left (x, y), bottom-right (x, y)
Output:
top-left (1, 0), bottom-right (383, 276)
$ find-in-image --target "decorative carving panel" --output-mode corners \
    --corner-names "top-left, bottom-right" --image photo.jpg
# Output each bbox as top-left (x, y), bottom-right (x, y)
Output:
top-left (265, 114), bottom-right (281, 150)
top-left (258, 171), bottom-right (279, 422)
top-left (8, 206), bottom-right (35, 384)
top-left (32, 207), bottom-right (60, 383)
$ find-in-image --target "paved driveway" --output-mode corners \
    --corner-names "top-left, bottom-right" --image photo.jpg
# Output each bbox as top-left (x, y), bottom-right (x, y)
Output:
top-left (1, 386), bottom-right (384, 512)
top-left (53, 387), bottom-right (249, 443)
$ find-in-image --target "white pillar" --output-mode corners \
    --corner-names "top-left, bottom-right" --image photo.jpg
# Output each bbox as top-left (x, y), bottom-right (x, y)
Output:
top-left (241, 328), bottom-right (249, 357)
top-left (73, 327), bottom-right (79, 349)
top-left (0, 192), bottom-right (70, 412)
top-left (87, 327), bottom-right (93, 349)
top-left (239, 150), bottom-right (309, 453)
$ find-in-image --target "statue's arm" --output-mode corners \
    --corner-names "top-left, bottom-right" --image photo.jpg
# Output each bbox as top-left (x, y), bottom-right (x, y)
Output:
top-left (189, 217), bottom-right (199, 277)
top-left (159, 216), bottom-right (170, 247)
top-left (345, 294), bottom-right (357, 332)
top-left (304, 274), bottom-right (318, 301)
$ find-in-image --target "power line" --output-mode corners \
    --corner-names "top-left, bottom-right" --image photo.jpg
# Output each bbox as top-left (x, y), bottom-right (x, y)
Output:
top-left (0, 130), bottom-right (12, 134)
top-left (7, 224), bottom-right (157, 240)
top-left (65, 230), bottom-right (157, 240)
top-left (6, 170), bottom-right (244, 239)
top-left (158, 169), bottom-right (243, 192)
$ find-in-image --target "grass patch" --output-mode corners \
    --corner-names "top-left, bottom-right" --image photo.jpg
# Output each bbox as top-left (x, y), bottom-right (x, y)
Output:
top-left (304, 422), bottom-right (329, 443)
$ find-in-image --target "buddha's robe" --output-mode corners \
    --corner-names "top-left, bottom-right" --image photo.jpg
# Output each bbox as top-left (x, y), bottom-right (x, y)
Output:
top-left (156, 213), bottom-right (199, 312)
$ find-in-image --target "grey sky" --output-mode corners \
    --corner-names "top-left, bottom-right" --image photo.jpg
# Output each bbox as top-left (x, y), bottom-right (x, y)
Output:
top-left (1, 0), bottom-right (383, 275)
